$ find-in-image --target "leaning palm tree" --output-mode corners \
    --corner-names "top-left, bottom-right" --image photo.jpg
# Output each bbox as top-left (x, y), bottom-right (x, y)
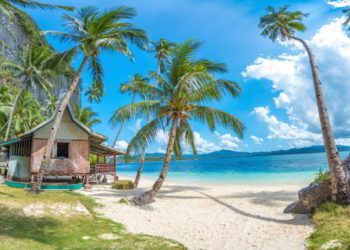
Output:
top-left (0, 46), bottom-right (69, 141)
top-left (73, 105), bottom-right (101, 128)
top-left (35, 6), bottom-right (148, 191)
top-left (259, 6), bottom-right (350, 204)
top-left (111, 40), bottom-right (244, 205)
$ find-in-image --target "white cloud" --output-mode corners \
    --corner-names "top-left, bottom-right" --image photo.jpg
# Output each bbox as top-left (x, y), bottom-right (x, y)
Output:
top-left (250, 135), bottom-right (264, 145)
top-left (327, 0), bottom-right (350, 8)
top-left (215, 131), bottom-right (240, 149)
top-left (155, 129), bottom-right (169, 145)
top-left (114, 140), bottom-right (128, 151)
top-left (193, 132), bottom-right (221, 153)
top-left (244, 18), bottom-right (350, 147)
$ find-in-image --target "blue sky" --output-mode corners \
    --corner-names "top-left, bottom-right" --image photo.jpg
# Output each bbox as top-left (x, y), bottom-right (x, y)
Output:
top-left (26, 0), bottom-right (350, 153)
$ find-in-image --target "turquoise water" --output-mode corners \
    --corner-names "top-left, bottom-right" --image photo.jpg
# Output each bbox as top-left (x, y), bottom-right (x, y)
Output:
top-left (117, 151), bottom-right (350, 185)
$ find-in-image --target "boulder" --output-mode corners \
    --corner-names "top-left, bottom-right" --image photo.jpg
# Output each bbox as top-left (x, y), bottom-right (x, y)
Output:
top-left (284, 200), bottom-right (310, 214)
top-left (298, 180), bottom-right (332, 211)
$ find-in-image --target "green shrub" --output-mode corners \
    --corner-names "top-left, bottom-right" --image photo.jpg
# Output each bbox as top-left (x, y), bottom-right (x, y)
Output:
top-left (112, 180), bottom-right (135, 190)
top-left (314, 169), bottom-right (330, 183)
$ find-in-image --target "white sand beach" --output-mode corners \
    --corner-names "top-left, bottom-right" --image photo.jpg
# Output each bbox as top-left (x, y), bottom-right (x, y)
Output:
top-left (79, 177), bottom-right (313, 250)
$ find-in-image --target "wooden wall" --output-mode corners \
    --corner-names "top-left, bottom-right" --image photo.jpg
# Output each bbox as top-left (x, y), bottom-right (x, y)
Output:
top-left (31, 139), bottom-right (90, 175)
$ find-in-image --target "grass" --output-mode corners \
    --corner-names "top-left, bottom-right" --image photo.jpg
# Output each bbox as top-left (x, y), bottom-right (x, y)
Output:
top-left (308, 203), bottom-right (350, 250)
top-left (0, 185), bottom-right (185, 250)
top-left (112, 180), bottom-right (135, 190)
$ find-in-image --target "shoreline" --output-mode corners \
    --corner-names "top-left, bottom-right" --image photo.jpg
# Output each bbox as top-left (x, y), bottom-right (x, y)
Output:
top-left (79, 177), bottom-right (313, 250)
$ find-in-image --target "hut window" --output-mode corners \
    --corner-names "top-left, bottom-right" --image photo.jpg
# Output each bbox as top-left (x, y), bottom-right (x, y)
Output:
top-left (57, 143), bottom-right (69, 158)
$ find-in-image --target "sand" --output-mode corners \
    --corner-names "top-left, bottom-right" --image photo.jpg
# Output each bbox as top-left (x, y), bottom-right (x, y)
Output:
top-left (78, 177), bottom-right (313, 250)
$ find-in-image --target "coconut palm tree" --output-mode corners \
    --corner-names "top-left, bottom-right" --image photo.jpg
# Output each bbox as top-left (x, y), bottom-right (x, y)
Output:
top-left (344, 8), bottom-right (350, 32)
top-left (73, 105), bottom-right (101, 128)
top-left (35, 6), bottom-right (148, 191)
top-left (0, 0), bottom-right (73, 13)
top-left (12, 90), bottom-right (46, 136)
top-left (152, 38), bottom-right (176, 74)
top-left (111, 40), bottom-right (244, 205)
top-left (46, 93), bottom-right (58, 116)
top-left (110, 73), bottom-right (150, 188)
top-left (259, 6), bottom-right (350, 204)
top-left (130, 39), bottom-right (175, 188)
top-left (0, 46), bottom-right (70, 141)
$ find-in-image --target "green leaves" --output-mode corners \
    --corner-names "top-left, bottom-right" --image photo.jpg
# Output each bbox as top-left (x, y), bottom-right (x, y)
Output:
top-left (73, 105), bottom-right (101, 128)
top-left (259, 6), bottom-right (308, 41)
top-left (45, 6), bottom-right (149, 104)
top-left (114, 39), bottom-right (245, 159)
top-left (1, 0), bottom-right (74, 11)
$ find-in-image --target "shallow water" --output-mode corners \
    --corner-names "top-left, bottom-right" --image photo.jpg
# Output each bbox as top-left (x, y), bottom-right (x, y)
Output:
top-left (117, 151), bottom-right (350, 185)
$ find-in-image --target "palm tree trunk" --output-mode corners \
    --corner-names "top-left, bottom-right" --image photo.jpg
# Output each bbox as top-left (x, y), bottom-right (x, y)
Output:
top-left (4, 87), bottom-right (25, 141)
top-left (134, 151), bottom-right (145, 188)
top-left (132, 118), bottom-right (178, 205)
top-left (291, 35), bottom-right (350, 204)
top-left (31, 56), bottom-right (89, 193)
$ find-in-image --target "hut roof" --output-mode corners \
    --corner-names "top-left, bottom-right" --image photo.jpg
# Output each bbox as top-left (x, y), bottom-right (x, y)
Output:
top-left (0, 105), bottom-right (124, 155)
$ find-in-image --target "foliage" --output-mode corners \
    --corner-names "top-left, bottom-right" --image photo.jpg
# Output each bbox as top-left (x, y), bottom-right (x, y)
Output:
top-left (73, 105), bottom-right (101, 128)
top-left (314, 169), bottom-right (330, 184)
top-left (45, 6), bottom-right (149, 103)
top-left (0, 0), bottom-right (73, 14)
top-left (259, 5), bottom-right (308, 41)
top-left (308, 203), bottom-right (350, 249)
top-left (110, 39), bottom-right (244, 159)
top-left (112, 180), bottom-right (135, 190)
top-left (0, 85), bottom-right (46, 140)
top-left (0, 185), bottom-right (185, 249)
top-left (152, 38), bottom-right (176, 73)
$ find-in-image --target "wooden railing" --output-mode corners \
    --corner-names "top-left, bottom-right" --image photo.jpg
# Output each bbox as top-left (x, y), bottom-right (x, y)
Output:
top-left (90, 164), bottom-right (116, 174)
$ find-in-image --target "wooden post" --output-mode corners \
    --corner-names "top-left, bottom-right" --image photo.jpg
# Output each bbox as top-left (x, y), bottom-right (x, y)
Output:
top-left (113, 154), bottom-right (118, 182)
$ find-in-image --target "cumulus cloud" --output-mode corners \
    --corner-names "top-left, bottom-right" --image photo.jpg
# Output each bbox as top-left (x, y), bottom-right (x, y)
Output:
top-left (250, 135), bottom-right (264, 145)
top-left (327, 0), bottom-right (350, 7)
top-left (214, 131), bottom-right (240, 149)
top-left (114, 140), bottom-right (128, 151)
top-left (155, 129), bottom-right (169, 145)
top-left (193, 132), bottom-right (221, 153)
top-left (244, 18), bottom-right (350, 147)
top-left (132, 119), bottom-right (142, 132)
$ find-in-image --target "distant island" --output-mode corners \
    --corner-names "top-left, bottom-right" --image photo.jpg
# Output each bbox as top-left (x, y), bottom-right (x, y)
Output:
top-left (120, 145), bottom-right (350, 162)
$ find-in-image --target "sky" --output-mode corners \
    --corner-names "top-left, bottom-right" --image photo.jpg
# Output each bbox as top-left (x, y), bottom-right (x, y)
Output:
top-left (26, 0), bottom-right (350, 154)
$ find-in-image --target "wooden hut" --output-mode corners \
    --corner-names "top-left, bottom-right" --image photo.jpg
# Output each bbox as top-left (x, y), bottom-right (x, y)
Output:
top-left (0, 105), bottom-right (124, 189)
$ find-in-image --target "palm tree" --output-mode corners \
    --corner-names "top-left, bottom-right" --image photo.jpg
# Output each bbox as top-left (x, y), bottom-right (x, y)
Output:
top-left (111, 40), bottom-right (244, 205)
top-left (46, 93), bottom-right (58, 116)
top-left (259, 6), bottom-right (350, 204)
top-left (12, 90), bottom-right (46, 136)
top-left (0, 0), bottom-right (73, 14)
top-left (110, 73), bottom-right (150, 188)
top-left (0, 85), bottom-right (13, 139)
top-left (73, 105), bottom-right (101, 128)
top-left (344, 8), bottom-right (350, 32)
top-left (152, 38), bottom-right (176, 74)
top-left (0, 46), bottom-right (69, 141)
top-left (35, 6), bottom-right (148, 191)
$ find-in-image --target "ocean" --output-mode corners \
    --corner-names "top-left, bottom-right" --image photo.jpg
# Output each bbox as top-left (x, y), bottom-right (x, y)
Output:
top-left (117, 151), bottom-right (350, 185)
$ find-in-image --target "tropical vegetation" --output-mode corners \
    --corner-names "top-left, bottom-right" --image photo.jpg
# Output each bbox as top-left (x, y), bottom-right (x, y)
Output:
top-left (73, 105), bottom-right (101, 128)
top-left (259, 5), bottom-right (350, 204)
top-left (33, 6), bottom-right (149, 191)
top-left (111, 40), bottom-right (244, 205)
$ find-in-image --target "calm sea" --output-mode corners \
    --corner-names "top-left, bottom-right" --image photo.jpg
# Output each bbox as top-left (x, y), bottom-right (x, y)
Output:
top-left (117, 151), bottom-right (350, 185)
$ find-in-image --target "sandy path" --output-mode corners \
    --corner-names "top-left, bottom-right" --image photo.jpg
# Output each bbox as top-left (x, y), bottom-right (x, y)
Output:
top-left (78, 178), bottom-right (313, 250)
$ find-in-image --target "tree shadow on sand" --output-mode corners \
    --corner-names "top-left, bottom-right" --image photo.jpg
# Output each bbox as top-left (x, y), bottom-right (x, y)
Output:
top-left (0, 204), bottom-right (60, 247)
top-left (198, 192), bottom-right (310, 226)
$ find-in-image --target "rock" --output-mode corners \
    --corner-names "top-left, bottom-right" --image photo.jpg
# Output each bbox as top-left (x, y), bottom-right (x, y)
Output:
top-left (320, 240), bottom-right (342, 250)
top-left (298, 180), bottom-right (332, 211)
top-left (284, 200), bottom-right (310, 214)
top-left (118, 198), bottom-right (130, 205)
